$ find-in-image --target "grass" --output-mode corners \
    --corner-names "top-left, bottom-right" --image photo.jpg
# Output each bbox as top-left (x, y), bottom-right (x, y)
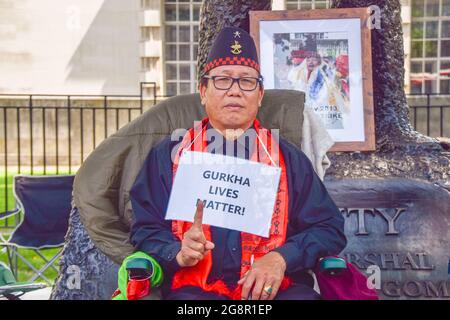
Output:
top-left (0, 168), bottom-right (73, 284)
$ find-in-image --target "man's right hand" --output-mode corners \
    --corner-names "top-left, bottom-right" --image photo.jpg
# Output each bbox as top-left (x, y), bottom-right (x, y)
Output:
top-left (176, 200), bottom-right (215, 267)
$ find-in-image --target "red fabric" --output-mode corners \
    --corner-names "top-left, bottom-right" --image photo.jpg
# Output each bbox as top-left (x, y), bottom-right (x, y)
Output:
top-left (126, 278), bottom-right (151, 300)
top-left (336, 55), bottom-right (349, 78)
top-left (111, 288), bottom-right (121, 299)
top-left (315, 258), bottom-right (378, 300)
top-left (170, 118), bottom-right (291, 299)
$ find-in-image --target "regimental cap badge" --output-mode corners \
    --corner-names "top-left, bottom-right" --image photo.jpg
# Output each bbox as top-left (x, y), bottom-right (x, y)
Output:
top-left (231, 40), bottom-right (242, 55)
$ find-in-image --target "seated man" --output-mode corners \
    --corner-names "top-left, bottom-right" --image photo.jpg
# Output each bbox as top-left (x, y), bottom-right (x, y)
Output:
top-left (130, 27), bottom-right (346, 300)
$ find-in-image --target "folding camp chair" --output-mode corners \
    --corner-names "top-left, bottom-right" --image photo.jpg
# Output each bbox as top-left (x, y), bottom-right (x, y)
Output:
top-left (0, 206), bottom-right (21, 274)
top-left (0, 175), bottom-right (74, 285)
top-left (0, 261), bottom-right (46, 300)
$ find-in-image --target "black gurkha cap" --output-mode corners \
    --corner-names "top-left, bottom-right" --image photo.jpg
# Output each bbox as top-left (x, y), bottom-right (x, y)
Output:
top-left (203, 26), bottom-right (260, 75)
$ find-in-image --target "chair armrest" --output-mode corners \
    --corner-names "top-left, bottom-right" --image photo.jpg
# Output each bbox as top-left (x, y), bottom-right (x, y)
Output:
top-left (0, 208), bottom-right (20, 220)
top-left (0, 282), bottom-right (47, 295)
top-left (318, 256), bottom-right (347, 276)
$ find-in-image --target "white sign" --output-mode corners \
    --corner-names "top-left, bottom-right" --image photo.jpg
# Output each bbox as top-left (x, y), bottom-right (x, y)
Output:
top-left (165, 151), bottom-right (281, 238)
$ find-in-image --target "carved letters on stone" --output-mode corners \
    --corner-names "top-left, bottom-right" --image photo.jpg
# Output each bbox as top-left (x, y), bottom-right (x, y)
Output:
top-left (336, 199), bottom-right (449, 299)
top-left (341, 207), bottom-right (406, 236)
top-left (344, 251), bottom-right (435, 270)
top-left (381, 280), bottom-right (449, 298)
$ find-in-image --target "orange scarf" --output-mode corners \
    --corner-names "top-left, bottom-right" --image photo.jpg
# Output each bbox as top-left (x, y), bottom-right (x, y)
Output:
top-left (171, 118), bottom-right (291, 299)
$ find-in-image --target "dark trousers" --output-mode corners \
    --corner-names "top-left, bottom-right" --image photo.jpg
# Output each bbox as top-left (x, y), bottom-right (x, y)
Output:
top-left (164, 283), bottom-right (321, 300)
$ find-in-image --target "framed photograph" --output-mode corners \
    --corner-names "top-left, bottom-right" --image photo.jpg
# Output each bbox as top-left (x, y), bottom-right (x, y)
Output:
top-left (250, 8), bottom-right (375, 152)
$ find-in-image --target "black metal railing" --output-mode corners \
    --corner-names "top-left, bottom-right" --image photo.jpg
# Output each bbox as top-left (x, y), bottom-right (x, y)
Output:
top-left (407, 93), bottom-right (450, 138)
top-left (0, 82), bottom-right (158, 229)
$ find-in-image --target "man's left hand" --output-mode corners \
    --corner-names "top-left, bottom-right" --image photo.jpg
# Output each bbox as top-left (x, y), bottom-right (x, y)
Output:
top-left (237, 251), bottom-right (286, 300)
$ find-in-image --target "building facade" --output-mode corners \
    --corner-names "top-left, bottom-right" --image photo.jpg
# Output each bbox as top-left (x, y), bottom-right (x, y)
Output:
top-left (408, 0), bottom-right (450, 94)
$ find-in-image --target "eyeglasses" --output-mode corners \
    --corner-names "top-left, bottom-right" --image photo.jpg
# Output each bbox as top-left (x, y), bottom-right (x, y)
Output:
top-left (202, 75), bottom-right (263, 91)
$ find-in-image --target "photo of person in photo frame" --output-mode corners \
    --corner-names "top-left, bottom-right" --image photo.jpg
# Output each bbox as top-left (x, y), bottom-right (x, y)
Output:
top-left (274, 32), bottom-right (350, 130)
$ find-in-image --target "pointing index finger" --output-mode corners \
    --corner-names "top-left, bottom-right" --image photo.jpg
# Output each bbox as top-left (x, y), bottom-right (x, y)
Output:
top-left (193, 199), bottom-right (204, 228)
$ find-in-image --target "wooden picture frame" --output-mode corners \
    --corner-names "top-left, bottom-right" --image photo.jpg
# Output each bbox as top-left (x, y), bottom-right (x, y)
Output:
top-left (250, 8), bottom-right (375, 152)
